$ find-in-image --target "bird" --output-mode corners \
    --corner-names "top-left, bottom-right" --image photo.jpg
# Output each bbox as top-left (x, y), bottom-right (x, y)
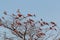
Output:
top-left (18, 13), bottom-right (22, 17)
top-left (0, 19), bottom-right (2, 26)
top-left (3, 11), bottom-right (7, 15)
top-left (16, 20), bottom-right (22, 25)
top-left (27, 14), bottom-right (32, 16)
top-left (50, 22), bottom-right (56, 26)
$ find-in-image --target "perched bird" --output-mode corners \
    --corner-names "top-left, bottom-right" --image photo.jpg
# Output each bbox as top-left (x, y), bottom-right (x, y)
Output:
top-left (2, 17), bottom-right (5, 19)
top-left (18, 13), bottom-right (22, 17)
top-left (16, 20), bottom-right (22, 25)
top-left (27, 14), bottom-right (32, 16)
top-left (50, 22), bottom-right (55, 24)
top-left (36, 32), bottom-right (45, 38)
top-left (0, 19), bottom-right (2, 26)
top-left (42, 22), bottom-right (49, 26)
top-left (50, 22), bottom-right (56, 26)
top-left (38, 21), bottom-right (44, 26)
top-left (41, 18), bottom-right (43, 21)
top-left (29, 19), bottom-right (34, 22)
top-left (17, 9), bottom-right (20, 13)
top-left (12, 13), bottom-right (16, 16)
top-left (3, 11), bottom-right (7, 15)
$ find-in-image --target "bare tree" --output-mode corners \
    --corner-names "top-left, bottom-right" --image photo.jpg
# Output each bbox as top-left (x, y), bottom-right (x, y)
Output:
top-left (0, 9), bottom-right (58, 40)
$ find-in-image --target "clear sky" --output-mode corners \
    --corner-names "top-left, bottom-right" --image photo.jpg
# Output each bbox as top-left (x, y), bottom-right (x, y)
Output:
top-left (0, 0), bottom-right (60, 40)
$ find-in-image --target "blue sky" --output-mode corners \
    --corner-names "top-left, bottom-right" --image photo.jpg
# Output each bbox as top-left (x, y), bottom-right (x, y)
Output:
top-left (0, 0), bottom-right (60, 26)
top-left (0, 0), bottom-right (60, 40)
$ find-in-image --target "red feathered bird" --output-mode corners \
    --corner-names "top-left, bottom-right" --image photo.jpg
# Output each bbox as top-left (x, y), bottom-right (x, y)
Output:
top-left (27, 14), bottom-right (32, 16)
top-left (29, 19), bottom-right (34, 22)
top-left (16, 20), bottom-right (22, 25)
top-left (18, 13), bottom-right (22, 17)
